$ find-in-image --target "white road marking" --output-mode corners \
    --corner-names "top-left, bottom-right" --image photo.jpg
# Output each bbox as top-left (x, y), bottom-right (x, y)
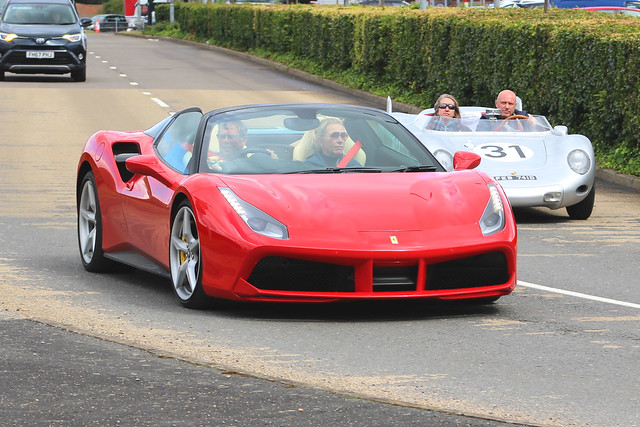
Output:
top-left (96, 55), bottom-right (167, 108)
top-left (151, 97), bottom-right (170, 108)
top-left (518, 280), bottom-right (640, 309)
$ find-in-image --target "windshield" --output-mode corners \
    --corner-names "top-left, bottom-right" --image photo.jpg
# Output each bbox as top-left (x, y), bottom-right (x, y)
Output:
top-left (414, 111), bottom-right (553, 133)
top-left (3, 3), bottom-right (77, 25)
top-left (197, 105), bottom-right (443, 175)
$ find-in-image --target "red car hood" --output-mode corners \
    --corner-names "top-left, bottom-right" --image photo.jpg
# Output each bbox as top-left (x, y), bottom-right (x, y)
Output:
top-left (217, 171), bottom-right (493, 239)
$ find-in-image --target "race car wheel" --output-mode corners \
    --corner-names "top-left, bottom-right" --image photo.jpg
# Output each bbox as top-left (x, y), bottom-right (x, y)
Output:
top-left (566, 185), bottom-right (595, 220)
top-left (497, 115), bottom-right (529, 131)
top-left (169, 201), bottom-right (207, 308)
top-left (77, 171), bottom-right (113, 272)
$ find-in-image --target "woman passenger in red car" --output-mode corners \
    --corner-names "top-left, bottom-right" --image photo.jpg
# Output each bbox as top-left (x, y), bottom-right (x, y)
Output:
top-left (305, 118), bottom-right (362, 168)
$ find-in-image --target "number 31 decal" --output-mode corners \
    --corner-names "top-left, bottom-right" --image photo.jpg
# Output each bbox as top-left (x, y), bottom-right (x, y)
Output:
top-left (474, 143), bottom-right (534, 162)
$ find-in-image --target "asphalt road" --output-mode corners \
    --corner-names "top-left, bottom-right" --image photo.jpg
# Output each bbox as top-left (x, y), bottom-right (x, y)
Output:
top-left (0, 33), bottom-right (639, 426)
top-left (1, 311), bottom-right (517, 426)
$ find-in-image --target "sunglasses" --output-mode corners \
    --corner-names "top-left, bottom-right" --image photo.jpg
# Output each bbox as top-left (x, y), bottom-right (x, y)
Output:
top-left (218, 134), bottom-right (241, 140)
top-left (327, 131), bottom-right (348, 139)
top-left (437, 103), bottom-right (457, 110)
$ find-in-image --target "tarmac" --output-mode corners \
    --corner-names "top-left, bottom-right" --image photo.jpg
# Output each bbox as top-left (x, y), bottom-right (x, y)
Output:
top-left (1, 312), bottom-right (518, 426)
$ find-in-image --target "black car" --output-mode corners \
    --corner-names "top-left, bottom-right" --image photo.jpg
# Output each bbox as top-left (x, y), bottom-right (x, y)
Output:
top-left (90, 14), bottom-right (128, 32)
top-left (0, 0), bottom-right (91, 81)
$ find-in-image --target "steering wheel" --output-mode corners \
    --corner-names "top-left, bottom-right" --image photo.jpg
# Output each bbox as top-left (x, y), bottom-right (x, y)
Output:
top-left (228, 147), bottom-right (272, 161)
top-left (497, 114), bottom-right (529, 131)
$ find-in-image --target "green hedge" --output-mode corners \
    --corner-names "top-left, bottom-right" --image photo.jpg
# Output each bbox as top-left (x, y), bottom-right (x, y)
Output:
top-left (151, 3), bottom-right (640, 175)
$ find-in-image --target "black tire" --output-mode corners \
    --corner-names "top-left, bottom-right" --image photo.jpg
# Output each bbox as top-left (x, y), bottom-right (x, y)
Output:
top-left (77, 171), bottom-right (114, 272)
top-left (566, 185), bottom-right (595, 220)
top-left (0, 71), bottom-right (4, 81)
top-left (71, 68), bottom-right (86, 82)
top-left (169, 201), bottom-right (208, 308)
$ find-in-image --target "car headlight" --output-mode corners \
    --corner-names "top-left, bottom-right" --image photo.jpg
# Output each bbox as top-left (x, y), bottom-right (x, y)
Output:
top-left (433, 149), bottom-right (453, 171)
top-left (62, 33), bottom-right (83, 42)
top-left (219, 187), bottom-right (288, 239)
top-left (567, 149), bottom-right (590, 175)
top-left (479, 184), bottom-right (505, 236)
top-left (0, 32), bottom-right (18, 42)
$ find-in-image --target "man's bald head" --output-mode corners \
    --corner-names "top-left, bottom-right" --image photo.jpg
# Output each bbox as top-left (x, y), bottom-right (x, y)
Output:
top-left (496, 90), bottom-right (518, 117)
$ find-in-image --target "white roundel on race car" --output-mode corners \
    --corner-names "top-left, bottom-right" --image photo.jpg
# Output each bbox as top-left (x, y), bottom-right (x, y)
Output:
top-left (473, 143), bottom-right (534, 162)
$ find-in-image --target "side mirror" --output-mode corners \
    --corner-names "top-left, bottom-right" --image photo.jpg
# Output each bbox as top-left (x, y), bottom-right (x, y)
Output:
top-left (80, 17), bottom-right (92, 28)
top-left (551, 125), bottom-right (568, 136)
top-left (453, 151), bottom-right (481, 171)
top-left (125, 155), bottom-right (173, 187)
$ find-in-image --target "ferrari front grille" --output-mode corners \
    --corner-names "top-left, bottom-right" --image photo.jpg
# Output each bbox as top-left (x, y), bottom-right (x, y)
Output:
top-left (372, 266), bottom-right (418, 292)
top-left (426, 252), bottom-right (509, 290)
top-left (247, 252), bottom-right (509, 295)
top-left (248, 257), bottom-right (355, 292)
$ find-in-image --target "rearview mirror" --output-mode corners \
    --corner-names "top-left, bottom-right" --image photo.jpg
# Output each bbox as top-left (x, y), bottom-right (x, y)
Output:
top-left (552, 125), bottom-right (568, 136)
top-left (125, 155), bottom-right (173, 187)
top-left (453, 151), bottom-right (481, 171)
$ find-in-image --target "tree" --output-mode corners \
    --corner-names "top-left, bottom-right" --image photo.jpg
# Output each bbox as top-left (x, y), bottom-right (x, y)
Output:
top-left (100, 0), bottom-right (124, 14)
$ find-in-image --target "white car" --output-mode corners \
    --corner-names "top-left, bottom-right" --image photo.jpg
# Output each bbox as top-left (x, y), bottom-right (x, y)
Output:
top-left (392, 105), bottom-right (596, 219)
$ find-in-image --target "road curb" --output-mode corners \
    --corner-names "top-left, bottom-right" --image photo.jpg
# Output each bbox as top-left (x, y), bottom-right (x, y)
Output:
top-left (118, 32), bottom-right (640, 192)
top-left (596, 168), bottom-right (640, 191)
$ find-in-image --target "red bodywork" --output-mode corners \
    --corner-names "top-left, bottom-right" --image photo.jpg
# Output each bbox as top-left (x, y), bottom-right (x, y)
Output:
top-left (579, 6), bottom-right (640, 14)
top-left (78, 125), bottom-right (517, 304)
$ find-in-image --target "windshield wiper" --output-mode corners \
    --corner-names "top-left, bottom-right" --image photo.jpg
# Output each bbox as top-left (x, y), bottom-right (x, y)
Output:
top-left (286, 167), bottom-right (383, 174)
top-left (392, 165), bottom-right (438, 172)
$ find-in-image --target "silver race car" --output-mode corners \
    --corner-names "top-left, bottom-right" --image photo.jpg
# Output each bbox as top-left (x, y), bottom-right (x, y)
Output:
top-left (392, 105), bottom-right (595, 220)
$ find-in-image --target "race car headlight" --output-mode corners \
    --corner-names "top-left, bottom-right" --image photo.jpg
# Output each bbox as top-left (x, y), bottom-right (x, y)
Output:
top-left (479, 184), bottom-right (505, 236)
top-left (62, 33), bottom-right (83, 42)
top-left (567, 149), bottom-right (590, 175)
top-left (433, 149), bottom-right (453, 171)
top-left (0, 32), bottom-right (18, 42)
top-left (219, 187), bottom-right (288, 239)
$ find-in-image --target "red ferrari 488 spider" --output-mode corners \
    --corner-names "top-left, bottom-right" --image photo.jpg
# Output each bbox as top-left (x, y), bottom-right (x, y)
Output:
top-left (76, 103), bottom-right (517, 308)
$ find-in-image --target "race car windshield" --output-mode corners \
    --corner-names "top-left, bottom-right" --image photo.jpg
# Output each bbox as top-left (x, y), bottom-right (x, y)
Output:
top-left (198, 105), bottom-right (445, 175)
top-left (417, 114), bottom-right (553, 133)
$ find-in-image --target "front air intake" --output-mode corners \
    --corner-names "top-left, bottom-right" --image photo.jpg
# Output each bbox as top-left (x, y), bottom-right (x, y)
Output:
top-left (248, 257), bottom-right (355, 292)
top-left (426, 252), bottom-right (509, 290)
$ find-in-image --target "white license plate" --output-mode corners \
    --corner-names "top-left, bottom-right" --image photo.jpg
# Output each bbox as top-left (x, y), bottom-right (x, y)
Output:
top-left (494, 175), bottom-right (538, 181)
top-left (26, 51), bottom-right (54, 59)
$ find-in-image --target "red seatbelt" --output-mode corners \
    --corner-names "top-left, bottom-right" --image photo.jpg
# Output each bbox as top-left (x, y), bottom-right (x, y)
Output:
top-left (338, 140), bottom-right (362, 167)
